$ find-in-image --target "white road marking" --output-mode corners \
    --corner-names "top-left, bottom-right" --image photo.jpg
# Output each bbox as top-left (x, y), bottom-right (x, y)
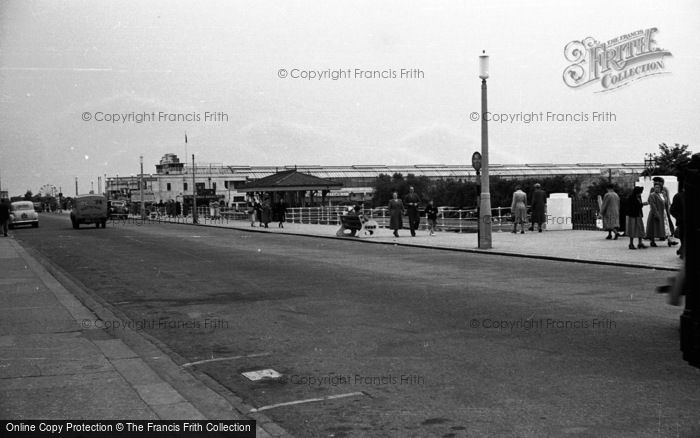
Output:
top-left (249, 392), bottom-right (365, 413)
top-left (181, 352), bottom-right (271, 367)
top-left (242, 368), bottom-right (282, 381)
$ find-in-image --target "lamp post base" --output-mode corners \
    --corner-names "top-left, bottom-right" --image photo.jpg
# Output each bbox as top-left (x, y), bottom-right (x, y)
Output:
top-left (478, 193), bottom-right (492, 249)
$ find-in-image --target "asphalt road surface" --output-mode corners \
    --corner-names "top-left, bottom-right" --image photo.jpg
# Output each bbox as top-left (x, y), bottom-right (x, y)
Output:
top-left (13, 214), bottom-right (700, 437)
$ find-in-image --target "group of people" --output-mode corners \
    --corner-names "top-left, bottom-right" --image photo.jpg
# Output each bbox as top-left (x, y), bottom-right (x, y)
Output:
top-left (387, 186), bottom-right (439, 238)
top-left (510, 184), bottom-right (547, 234)
top-left (600, 176), bottom-right (684, 256)
top-left (247, 197), bottom-right (287, 229)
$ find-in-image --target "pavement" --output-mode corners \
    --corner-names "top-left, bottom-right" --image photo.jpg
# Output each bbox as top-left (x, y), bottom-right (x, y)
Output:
top-left (163, 215), bottom-right (683, 271)
top-left (0, 216), bottom-right (683, 435)
top-left (0, 236), bottom-right (281, 437)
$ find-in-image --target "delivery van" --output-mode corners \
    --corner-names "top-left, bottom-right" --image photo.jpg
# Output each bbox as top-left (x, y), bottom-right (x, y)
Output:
top-left (71, 195), bottom-right (108, 228)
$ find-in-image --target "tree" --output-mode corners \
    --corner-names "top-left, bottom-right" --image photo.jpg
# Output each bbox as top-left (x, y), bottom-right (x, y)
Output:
top-left (642, 143), bottom-right (692, 176)
top-left (585, 177), bottom-right (630, 201)
top-left (24, 190), bottom-right (33, 201)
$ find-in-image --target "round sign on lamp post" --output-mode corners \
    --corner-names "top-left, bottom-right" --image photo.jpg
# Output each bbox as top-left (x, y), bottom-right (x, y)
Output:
top-left (471, 152), bottom-right (482, 172)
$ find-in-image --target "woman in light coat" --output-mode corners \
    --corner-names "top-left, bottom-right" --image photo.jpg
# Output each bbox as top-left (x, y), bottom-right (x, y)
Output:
top-left (510, 185), bottom-right (528, 234)
top-left (388, 191), bottom-right (404, 238)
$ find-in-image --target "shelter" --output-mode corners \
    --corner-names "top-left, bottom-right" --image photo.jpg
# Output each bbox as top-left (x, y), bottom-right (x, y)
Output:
top-left (238, 169), bottom-right (342, 207)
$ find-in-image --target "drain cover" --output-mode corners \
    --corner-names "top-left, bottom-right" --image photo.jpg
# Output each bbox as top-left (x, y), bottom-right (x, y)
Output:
top-left (242, 369), bottom-right (282, 381)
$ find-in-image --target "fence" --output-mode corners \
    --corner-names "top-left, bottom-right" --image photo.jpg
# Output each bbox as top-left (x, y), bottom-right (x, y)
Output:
top-left (571, 198), bottom-right (599, 230)
top-left (115, 201), bottom-right (601, 232)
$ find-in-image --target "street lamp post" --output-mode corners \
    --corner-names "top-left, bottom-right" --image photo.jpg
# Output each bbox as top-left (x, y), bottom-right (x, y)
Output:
top-left (140, 156), bottom-right (145, 220)
top-left (192, 154), bottom-right (198, 224)
top-left (478, 50), bottom-right (492, 249)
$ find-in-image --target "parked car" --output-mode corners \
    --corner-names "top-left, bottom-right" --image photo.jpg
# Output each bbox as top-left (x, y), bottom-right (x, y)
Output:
top-left (71, 195), bottom-right (108, 229)
top-left (108, 200), bottom-right (128, 218)
top-left (9, 201), bottom-right (39, 228)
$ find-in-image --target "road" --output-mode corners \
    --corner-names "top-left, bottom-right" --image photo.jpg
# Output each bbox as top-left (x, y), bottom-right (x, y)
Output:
top-left (13, 214), bottom-right (700, 437)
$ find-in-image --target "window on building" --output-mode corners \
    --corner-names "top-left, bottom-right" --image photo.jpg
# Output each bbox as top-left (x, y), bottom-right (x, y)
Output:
top-left (183, 182), bottom-right (188, 191)
top-left (212, 182), bottom-right (217, 191)
top-left (166, 183), bottom-right (171, 191)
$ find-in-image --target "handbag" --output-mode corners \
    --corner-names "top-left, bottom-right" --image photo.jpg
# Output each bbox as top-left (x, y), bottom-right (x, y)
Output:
top-left (596, 218), bottom-right (603, 229)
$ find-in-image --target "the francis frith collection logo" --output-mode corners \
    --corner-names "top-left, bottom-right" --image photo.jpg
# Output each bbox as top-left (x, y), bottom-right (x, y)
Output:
top-left (563, 28), bottom-right (671, 92)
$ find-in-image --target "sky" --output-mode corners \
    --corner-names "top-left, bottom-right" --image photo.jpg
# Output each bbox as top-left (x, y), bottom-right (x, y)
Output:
top-left (1, 0), bottom-right (699, 196)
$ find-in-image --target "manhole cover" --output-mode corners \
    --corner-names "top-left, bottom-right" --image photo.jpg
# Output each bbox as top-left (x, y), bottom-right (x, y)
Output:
top-left (242, 369), bottom-right (282, 381)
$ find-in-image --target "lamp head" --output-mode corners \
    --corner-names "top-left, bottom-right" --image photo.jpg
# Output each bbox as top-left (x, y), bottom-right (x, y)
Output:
top-left (479, 50), bottom-right (489, 80)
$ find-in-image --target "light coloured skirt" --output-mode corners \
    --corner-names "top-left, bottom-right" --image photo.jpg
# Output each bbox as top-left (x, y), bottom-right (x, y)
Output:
top-left (626, 216), bottom-right (645, 238)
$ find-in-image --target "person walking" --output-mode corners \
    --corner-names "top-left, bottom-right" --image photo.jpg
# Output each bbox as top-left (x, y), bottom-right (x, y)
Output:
top-left (670, 175), bottom-right (685, 258)
top-left (529, 183), bottom-right (546, 232)
top-left (0, 199), bottom-right (10, 237)
top-left (600, 183), bottom-right (620, 240)
top-left (646, 183), bottom-right (667, 247)
top-left (253, 198), bottom-right (263, 227)
top-left (404, 186), bottom-right (421, 237)
top-left (261, 197), bottom-right (271, 228)
top-left (388, 191), bottom-right (404, 238)
top-left (510, 185), bottom-right (527, 234)
top-left (425, 199), bottom-right (438, 236)
top-left (276, 197), bottom-right (287, 228)
top-left (652, 177), bottom-right (679, 247)
top-left (625, 186), bottom-right (647, 249)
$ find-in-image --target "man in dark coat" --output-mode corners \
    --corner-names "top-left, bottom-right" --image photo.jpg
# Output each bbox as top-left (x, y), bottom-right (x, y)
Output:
top-left (529, 183), bottom-right (546, 232)
top-left (403, 186), bottom-right (421, 237)
top-left (0, 199), bottom-right (10, 237)
top-left (670, 175), bottom-right (685, 258)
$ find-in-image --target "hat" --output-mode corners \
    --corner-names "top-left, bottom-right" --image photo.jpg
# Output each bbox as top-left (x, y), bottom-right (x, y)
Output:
top-left (534, 183), bottom-right (541, 188)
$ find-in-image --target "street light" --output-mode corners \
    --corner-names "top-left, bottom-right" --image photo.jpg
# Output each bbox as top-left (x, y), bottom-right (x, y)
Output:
top-left (478, 50), bottom-right (492, 249)
top-left (644, 153), bottom-right (657, 176)
top-left (140, 155), bottom-right (145, 220)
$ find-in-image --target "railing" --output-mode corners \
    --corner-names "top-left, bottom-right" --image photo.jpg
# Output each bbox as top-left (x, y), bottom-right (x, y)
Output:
top-left (113, 203), bottom-right (598, 232)
top-left (285, 206), bottom-right (517, 233)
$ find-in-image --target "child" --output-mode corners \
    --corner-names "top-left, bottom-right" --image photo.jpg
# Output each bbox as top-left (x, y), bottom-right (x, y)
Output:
top-left (425, 200), bottom-right (438, 236)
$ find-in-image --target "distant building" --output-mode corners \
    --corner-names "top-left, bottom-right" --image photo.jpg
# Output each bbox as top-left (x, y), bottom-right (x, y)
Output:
top-left (104, 154), bottom-right (645, 208)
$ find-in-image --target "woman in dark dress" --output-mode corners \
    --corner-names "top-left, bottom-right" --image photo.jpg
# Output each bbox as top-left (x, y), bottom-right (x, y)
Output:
top-left (625, 186), bottom-right (646, 250)
top-left (388, 191), bottom-right (404, 238)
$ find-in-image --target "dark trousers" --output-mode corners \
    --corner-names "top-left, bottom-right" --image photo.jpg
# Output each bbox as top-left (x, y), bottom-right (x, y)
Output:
top-left (407, 211), bottom-right (420, 235)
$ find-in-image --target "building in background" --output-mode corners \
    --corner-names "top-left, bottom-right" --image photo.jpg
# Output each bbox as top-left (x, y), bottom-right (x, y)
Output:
top-left (104, 153), bottom-right (645, 209)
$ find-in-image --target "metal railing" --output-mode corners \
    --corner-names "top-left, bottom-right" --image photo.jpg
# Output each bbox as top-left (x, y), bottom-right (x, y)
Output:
top-left (111, 203), bottom-right (597, 232)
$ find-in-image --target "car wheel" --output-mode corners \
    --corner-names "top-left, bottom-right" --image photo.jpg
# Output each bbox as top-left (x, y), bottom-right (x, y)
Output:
top-left (71, 218), bottom-right (79, 229)
top-left (33, 222), bottom-right (38, 228)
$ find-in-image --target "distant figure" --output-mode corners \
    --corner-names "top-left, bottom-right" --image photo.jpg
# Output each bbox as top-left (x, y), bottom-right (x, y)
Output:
top-left (652, 176), bottom-right (679, 247)
top-left (510, 185), bottom-right (527, 234)
top-left (670, 175), bottom-right (685, 258)
top-left (404, 186), bottom-right (421, 237)
top-left (425, 200), bottom-right (438, 236)
top-left (600, 184), bottom-right (620, 240)
top-left (276, 198), bottom-right (287, 228)
top-left (529, 183), bottom-right (546, 232)
top-left (388, 191), bottom-right (404, 238)
top-left (253, 198), bottom-right (262, 227)
top-left (261, 197), bottom-right (271, 228)
top-left (646, 183), bottom-right (667, 247)
top-left (625, 186), bottom-right (646, 250)
top-left (0, 199), bottom-right (10, 237)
